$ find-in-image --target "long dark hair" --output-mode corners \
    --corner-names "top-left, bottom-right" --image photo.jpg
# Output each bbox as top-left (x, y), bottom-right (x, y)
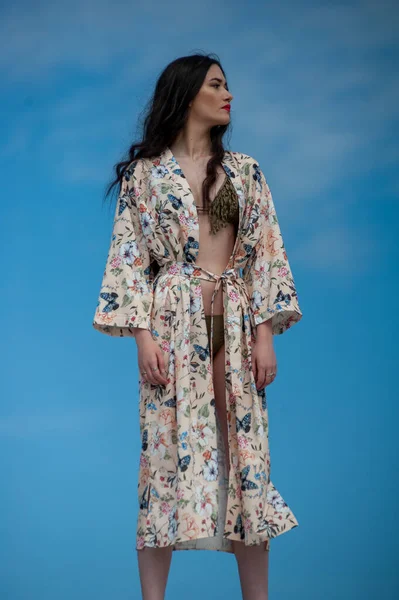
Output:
top-left (103, 52), bottom-right (232, 210)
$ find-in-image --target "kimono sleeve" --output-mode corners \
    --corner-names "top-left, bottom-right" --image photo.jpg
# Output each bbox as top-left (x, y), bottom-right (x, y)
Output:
top-left (242, 160), bottom-right (303, 335)
top-left (92, 159), bottom-right (154, 337)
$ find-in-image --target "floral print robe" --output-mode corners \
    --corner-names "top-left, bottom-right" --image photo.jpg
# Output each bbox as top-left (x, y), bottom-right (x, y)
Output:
top-left (92, 146), bottom-right (303, 553)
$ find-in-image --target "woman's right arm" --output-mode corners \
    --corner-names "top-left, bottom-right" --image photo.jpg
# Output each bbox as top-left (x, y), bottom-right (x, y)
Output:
top-left (92, 158), bottom-right (168, 386)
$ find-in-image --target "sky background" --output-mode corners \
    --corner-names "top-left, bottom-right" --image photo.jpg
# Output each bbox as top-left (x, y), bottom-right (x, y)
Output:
top-left (1, 0), bottom-right (398, 599)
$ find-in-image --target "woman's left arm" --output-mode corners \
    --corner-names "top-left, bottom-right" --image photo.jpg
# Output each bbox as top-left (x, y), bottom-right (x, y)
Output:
top-left (242, 159), bottom-right (303, 336)
top-left (242, 159), bottom-right (303, 388)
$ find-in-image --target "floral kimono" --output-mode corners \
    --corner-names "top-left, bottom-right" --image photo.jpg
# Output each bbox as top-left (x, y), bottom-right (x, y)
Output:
top-left (92, 146), bottom-right (303, 553)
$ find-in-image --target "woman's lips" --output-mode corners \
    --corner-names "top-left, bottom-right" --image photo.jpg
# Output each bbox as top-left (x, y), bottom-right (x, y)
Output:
top-left (221, 106), bottom-right (230, 111)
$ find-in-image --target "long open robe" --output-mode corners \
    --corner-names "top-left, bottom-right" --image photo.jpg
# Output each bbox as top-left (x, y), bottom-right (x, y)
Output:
top-left (93, 146), bottom-right (303, 553)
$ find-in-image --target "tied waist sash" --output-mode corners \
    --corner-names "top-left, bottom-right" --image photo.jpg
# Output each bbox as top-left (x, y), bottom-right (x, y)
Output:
top-left (154, 261), bottom-right (252, 365)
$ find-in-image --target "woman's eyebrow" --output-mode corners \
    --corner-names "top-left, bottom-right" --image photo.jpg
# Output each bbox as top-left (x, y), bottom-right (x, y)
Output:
top-left (209, 77), bottom-right (228, 87)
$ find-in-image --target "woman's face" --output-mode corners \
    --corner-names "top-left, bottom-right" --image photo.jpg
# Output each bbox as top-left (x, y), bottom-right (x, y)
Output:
top-left (189, 64), bottom-right (233, 128)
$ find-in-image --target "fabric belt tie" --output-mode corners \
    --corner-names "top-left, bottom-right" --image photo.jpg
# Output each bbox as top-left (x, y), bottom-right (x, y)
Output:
top-left (155, 261), bottom-right (248, 367)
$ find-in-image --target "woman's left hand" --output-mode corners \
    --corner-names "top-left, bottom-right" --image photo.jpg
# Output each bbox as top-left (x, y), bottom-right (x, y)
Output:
top-left (251, 337), bottom-right (277, 390)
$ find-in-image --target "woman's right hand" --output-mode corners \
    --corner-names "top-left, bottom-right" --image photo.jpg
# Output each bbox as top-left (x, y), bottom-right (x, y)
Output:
top-left (135, 329), bottom-right (169, 386)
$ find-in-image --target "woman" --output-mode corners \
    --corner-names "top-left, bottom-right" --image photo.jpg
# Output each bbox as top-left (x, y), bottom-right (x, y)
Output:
top-left (93, 53), bottom-right (303, 600)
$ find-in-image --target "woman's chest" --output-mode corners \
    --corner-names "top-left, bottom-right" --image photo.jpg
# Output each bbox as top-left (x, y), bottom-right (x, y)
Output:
top-left (145, 154), bottom-right (252, 269)
top-left (172, 158), bottom-right (227, 208)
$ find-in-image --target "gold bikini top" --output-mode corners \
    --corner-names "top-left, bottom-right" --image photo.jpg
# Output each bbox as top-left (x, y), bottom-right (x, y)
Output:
top-left (196, 174), bottom-right (240, 235)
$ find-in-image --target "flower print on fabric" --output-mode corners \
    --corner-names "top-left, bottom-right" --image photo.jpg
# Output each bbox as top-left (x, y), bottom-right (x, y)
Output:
top-left (92, 147), bottom-right (303, 554)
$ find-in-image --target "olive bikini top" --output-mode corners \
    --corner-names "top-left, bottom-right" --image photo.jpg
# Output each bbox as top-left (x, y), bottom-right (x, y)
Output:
top-left (196, 174), bottom-right (240, 235)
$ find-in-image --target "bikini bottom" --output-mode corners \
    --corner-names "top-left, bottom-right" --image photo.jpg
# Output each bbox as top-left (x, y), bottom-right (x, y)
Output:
top-left (204, 314), bottom-right (225, 358)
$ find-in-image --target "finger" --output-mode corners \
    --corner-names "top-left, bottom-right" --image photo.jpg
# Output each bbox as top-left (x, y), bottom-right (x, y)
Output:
top-left (157, 352), bottom-right (169, 384)
top-left (256, 367), bottom-right (265, 390)
top-left (147, 357), bottom-right (168, 386)
top-left (145, 362), bottom-right (159, 385)
top-left (139, 367), bottom-right (148, 385)
top-left (153, 354), bottom-right (168, 385)
top-left (259, 374), bottom-right (268, 390)
top-left (265, 365), bottom-right (276, 387)
top-left (261, 365), bottom-right (275, 389)
top-left (252, 357), bottom-right (257, 382)
top-left (251, 350), bottom-right (257, 381)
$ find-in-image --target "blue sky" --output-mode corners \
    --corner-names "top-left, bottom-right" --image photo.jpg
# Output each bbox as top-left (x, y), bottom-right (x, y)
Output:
top-left (1, 0), bottom-right (398, 599)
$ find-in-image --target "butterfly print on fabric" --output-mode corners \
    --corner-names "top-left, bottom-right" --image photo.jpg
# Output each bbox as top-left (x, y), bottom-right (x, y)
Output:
top-left (118, 196), bottom-right (128, 215)
top-left (139, 484), bottom-right (150, 511)
top-left (274, 289), bottom-right (292, 305)
top-left (240, 465), bottom-right (259, 491)
top-left (164, 396), bottom-right (177, 408)
top-left (141, 429), bottom-right (148, 451)
top-left (92, 148), bottom-right (303, 553)
top-left (184, 236), bottom-right (199, 263)
top-left (99, 292), bottom-right (119, 313)
top-left (233, 513), bottom-right (245, 540)
top-left (167, 193), bottom-right (184, 210)
top-left (193, 343), bottom-right (210, 362)
top-left (178, 453), bottom-right (191, 472)
top-left (236, 412), bottom-right (252, 433)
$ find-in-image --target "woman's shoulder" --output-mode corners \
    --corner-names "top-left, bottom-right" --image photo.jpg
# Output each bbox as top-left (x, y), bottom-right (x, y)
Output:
top-left (125, 156), bottom-right (153, 179)
top-left (227, 151), bottom-right (265, 183)
top-left (228, 150), bottom-right (260, 167)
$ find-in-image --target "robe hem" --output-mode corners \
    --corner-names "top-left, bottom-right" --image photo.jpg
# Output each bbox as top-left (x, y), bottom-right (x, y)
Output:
top-left (135, 523), bottom-right (300, 554)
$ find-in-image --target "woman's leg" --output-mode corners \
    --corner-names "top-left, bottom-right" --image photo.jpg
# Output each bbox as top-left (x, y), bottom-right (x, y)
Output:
top-left (212, 329), bottom-right (270, 600)
top-left (137, 546), bottom-right (173, 600)
top-left (209, 316), bottom-right (229, 475)
top-left (135, 316), bottom-right (223, 599)
top-left (232, 541), bottom-right (269, 600)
